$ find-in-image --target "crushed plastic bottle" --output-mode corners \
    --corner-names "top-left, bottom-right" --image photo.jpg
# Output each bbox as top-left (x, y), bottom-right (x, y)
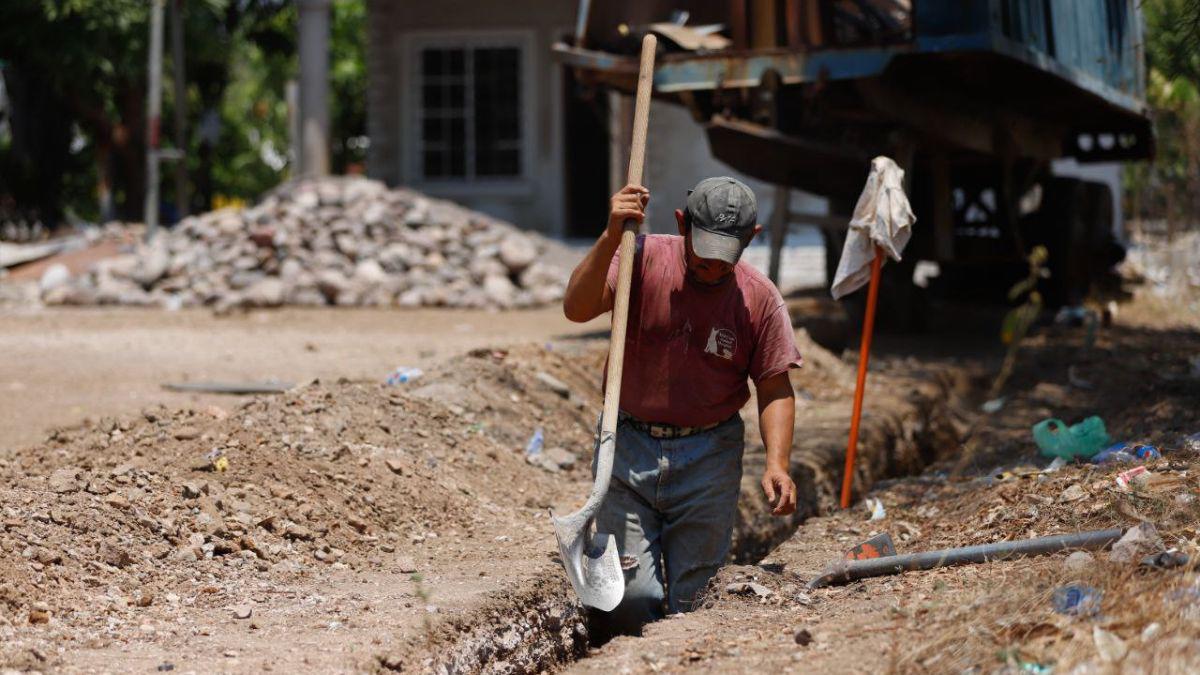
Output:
top-left (1033, 416), bottom-right (1110, 460)
top-left (1052, 583), bottom-right (1102, 617)
top-left (385, 367), bottom-right (424, 386)
top-left (1092, 442), bottom-right (1162, 464)
top-left (524, 427), bottom-right (545, 458)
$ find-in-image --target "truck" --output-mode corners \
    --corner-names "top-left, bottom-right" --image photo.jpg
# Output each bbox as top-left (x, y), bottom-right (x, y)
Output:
top-left (554, 0), bottom-right (1153, 323)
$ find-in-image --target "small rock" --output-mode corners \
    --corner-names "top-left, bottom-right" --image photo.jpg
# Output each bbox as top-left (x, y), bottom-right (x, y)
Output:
top-left (136, 592), bottom-right (154, 608)
top-left (47, 467), bottom-right (81, 493)
top-left (1063, 550), bottom-right (1095, 572)
top-left (385, 459), bottom-right (405, 475)
top-left (39, 263), bottom-right (71, 293)
top-left (1109, 522), bottom-right (1165, 564)
top-left (28, 602), bottom-right (50, 624)
top-left (397, 556), bottom-right (418, 573)
top-left (173, 426), bottom-right (201, 441)
top-left (793, 628), bottom-right (813, 646)
top-left (1059, 484), bottom-right (1088, 502)
top-left (233, 605), bottom-right (253, 620)
top-left (1141, 622), bottom-right (1162, 643)
top-left (544, 447), bottom-right (577, 471)
top-left (1094, 626), bottom-right (1128, 662)
top-left (725, 582), bottom-right (774, 598)
top-left (182, 481), bottom-right (206, 499)
top-left (534, 371), bottom-right (571, 398)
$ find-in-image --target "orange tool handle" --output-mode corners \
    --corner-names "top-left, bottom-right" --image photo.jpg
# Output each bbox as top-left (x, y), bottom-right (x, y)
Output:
top-left (840, 246), bottom-right (884, 509)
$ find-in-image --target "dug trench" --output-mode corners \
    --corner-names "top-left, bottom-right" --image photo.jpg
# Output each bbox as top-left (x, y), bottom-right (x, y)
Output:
top-left (374, 330), bottom-right (979, 673)
top-left (0, 327), bottom-right (975, 673)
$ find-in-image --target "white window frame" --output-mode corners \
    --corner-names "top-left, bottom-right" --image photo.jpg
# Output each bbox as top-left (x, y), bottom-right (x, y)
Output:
top-left (401, 30), bottom-right (536, 197)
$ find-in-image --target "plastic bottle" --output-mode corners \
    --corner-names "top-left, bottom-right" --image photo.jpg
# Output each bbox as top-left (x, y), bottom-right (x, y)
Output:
top-left (1092, 442), bottom-right (1162, 464)
top-left (385, 367), bottom-right (423, 386)
top-left (1032, 417), bottom-right (1110, 460)
top-left (525, 427), bottom-right (545, 458)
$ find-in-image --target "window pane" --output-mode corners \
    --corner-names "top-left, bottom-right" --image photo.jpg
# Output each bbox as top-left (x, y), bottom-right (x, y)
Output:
top-left (473, 47), bottom-right (522, 177)
top-left (422, 84), bottom-right (443, 109)
top-left (423, 150), bottom-right (445, 178)
top-left (422, 117), bottom-right (443, 143)
top-left (421, 49), bottom-right (443, 78)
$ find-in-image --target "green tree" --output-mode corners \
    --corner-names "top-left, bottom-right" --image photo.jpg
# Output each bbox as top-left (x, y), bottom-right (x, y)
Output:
top-left (1125, 0), bottom-right (1200, 234)
top-left (0, 0), bottom-right (367, 225)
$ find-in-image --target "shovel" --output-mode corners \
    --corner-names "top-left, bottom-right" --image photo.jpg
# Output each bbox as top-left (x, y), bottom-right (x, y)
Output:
top-left (551, 33), bottom-right (657, 612)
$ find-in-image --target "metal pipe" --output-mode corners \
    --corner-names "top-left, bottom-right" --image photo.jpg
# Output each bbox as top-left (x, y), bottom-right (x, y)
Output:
top-left (808, 528), bottom-right (1125, 589)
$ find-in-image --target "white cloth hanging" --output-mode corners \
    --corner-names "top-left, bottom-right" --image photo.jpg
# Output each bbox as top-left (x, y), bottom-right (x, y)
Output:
top-left (830, 156), bottom-right (916, 300)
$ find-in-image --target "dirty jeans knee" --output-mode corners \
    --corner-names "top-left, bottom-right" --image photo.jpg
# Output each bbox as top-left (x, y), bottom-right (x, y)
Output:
top-left (666, 561), bottom-right (721, 614)
top-left (594, 548), bottom-right (665, 637)
top-left (589, 421), bottom-right (666, 640)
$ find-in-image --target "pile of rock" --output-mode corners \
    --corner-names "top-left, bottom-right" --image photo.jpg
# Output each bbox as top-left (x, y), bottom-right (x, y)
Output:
top-left (41, 177), bottom-right (567, 310)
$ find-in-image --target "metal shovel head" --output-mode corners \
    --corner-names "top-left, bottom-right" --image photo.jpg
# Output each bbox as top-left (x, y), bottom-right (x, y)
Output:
top-left (551, 511), bottom-right (624, 611)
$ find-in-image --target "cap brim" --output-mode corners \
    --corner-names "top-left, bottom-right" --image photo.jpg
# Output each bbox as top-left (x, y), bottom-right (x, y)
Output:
top-left (691, 226), bottom-right (746, 264)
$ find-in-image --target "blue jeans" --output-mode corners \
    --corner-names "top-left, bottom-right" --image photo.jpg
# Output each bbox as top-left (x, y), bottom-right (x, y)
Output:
top-left (589, 414), bottom-right (745, 639)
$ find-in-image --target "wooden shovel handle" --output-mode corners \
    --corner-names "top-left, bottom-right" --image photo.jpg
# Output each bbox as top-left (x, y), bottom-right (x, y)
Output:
top-left (601, 34), bottom-right (656, 438)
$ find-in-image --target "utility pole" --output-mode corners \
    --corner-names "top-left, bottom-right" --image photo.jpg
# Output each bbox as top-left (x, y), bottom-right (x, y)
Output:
top-left (171, 0), bottom-right (188, 219)
top-left (298, 0), bottom-right (331, 177)
top-left (144, 0), bottom-right (165, 238)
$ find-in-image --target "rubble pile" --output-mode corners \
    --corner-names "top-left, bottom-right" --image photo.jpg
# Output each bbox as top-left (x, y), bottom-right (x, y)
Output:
top-left (41, 177), bottom-right (568, 310)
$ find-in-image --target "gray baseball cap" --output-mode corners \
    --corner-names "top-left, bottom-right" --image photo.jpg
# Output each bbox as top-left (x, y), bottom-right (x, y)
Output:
top-left (685, 176), bottom-right (758, 264)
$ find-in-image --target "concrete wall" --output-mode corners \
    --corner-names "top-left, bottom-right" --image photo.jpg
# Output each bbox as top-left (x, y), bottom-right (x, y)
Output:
top-left (365, 0), bottom-right (828, 239)
top-left (366, 0), bottom-right (574, 235)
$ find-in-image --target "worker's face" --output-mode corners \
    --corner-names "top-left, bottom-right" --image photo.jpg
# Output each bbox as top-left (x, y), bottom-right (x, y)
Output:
top-left (684, 237), bottom-right (735, 285)
top-left (675, 209), bottom-right (759, 285)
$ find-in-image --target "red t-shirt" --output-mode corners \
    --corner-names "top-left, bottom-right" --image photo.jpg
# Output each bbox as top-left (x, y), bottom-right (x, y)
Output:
top-left (605, 234), bottom-right (803, 427)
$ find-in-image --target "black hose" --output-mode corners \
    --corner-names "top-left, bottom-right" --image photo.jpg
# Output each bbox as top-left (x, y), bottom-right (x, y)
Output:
top-left (807, 528), bottom-right (1125, 589)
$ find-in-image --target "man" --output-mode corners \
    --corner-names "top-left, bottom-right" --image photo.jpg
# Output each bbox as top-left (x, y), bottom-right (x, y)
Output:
top-left (563, 177), bottom-right (802, 638)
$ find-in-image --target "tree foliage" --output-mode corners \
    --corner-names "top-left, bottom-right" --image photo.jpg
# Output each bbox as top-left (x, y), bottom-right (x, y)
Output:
top-left (1125, 0), bottom-right (1200, 231)
top-left (0, 0), bottom-right (367, 226)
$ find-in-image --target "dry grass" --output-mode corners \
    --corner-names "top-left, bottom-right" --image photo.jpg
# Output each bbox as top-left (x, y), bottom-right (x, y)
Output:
top-left (890, 460), bottom-right (1200, 673)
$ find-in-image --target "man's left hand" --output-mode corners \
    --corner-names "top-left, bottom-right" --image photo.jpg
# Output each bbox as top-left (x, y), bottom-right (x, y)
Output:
top-left (761, 466), bottom-right (797, 516)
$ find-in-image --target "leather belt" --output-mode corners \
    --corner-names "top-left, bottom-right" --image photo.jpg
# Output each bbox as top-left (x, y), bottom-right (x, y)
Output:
top-left (619, 412), bottom-right (732, 439)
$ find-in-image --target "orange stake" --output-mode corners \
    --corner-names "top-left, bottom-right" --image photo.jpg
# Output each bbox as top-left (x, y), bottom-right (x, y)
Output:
top-left (840, 246), bottom-right (885, 509)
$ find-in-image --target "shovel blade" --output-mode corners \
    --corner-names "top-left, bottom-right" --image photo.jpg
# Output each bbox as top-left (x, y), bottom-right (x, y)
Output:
top-left (551, 513), bottom-right (624, 611)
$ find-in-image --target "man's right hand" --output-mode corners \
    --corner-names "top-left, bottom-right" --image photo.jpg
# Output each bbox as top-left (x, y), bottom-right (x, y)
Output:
top-left (607, 185), bottom-right (649, 239)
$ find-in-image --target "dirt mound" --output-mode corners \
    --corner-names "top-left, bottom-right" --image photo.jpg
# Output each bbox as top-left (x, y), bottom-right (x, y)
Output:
top-left (0, 340), bottom-right (604, 669)
top-left (42, 176), bottom-right (569, 311)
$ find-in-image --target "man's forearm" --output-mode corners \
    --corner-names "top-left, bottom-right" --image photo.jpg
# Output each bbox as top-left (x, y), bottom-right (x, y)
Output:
top-left (563, 229), bottom-right (620, 322)
top-left (760, 393), bottom-right (795, 471)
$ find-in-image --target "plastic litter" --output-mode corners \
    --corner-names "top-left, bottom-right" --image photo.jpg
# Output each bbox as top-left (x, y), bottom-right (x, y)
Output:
top-left (864, 498), bottom-right (886, 521)
top-left (206, 448), bottom-right (229, 472)
top-left (981, 397), bottom-right (1006, 413)
top-left (1092, 442), bottom-right (1161, 464)
top-left (1115, 466), bottom-right (1149, 490)
top-left (524, 427), bottom-right (545, 458)
top-left (1044, 457), bottom-right (1068, 472)
top-left (1032, 416), bottom-right (1110, 460)
top-left (1052, 583), bottom-right (1102, 617)
top-left (385, 367), bottom-right (423, 385)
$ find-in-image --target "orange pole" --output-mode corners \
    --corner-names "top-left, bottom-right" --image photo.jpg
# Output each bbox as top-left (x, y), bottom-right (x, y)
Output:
top-left (840, 246), bottom-right (884, 509)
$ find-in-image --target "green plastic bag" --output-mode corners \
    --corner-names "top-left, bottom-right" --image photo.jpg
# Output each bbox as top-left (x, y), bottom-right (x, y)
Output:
top-left (1032, 417), bottom-right (1110, 460)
